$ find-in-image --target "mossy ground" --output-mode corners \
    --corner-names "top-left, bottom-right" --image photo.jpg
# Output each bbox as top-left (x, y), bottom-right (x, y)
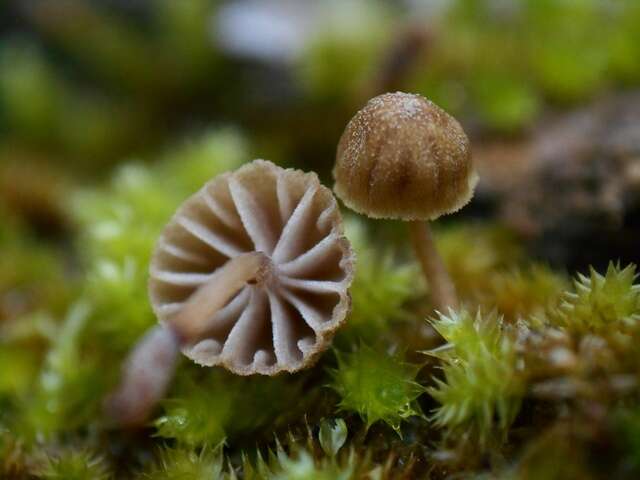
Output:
top-left (2, 138), bottom-right (640, 477)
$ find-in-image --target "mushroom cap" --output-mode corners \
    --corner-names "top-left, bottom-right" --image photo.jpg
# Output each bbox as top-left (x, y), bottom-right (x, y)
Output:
top-left (149, 160), bottom-right (355, 376)
top-left (333, 92), bottom-right (478, 221)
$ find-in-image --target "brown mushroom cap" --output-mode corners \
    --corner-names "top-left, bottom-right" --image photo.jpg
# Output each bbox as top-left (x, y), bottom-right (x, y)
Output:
top-left (333, 92), bottom-right (478, 221)
top-left (149, 160), bottom-right (354, 376)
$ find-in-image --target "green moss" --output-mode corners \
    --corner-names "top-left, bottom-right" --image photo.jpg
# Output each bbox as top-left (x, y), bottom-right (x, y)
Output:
top-left (270, 449), bottom-right (355, 480)
top-left (342, 219), bottom-right (421, 340)
top-left (428, 310), bottom-right (523, 444)
top-left (73, 130), bottom-right (248, 264)
top-left (330, 345), bottom-right (424, 432)
top-left (21, 303), bottom-right (105, 439)
top-left (154, 379), bottom-right (232, 447)
top-left (238, 420), bottom-right (400, 480)
top-left (36, 448), bottom-right (111, 480)
top-left (143, 446), bottom-right (225, 480)
top-left (143, 439), bottom-right (360, 480)
top-left (0, 207), bottom-right (73, 321)
top-left (0, 346), bottom-right (40, 397)
top-left (72, 130), bottom-right (248, 349)
top-left (154, 369), bottom-right (307, 447)
top-left (553, 263), bottom-right (640, 333)
top-left (83, 258), bottom-right (154, 352)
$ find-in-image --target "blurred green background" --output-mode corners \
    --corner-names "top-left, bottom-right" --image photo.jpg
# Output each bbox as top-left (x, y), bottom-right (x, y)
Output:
top-left (2, 0), bottom-right (639, 251)
top-left (2, 0), bottom-right (639, 179)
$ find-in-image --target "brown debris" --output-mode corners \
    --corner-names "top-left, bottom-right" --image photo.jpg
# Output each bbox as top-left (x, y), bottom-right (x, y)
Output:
top-left (475, 91), bottom-right (640, 269)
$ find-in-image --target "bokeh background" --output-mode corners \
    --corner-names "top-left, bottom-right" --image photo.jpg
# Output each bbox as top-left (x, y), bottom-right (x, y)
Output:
top-left (2, 0), bottom-right (640, 267)
top-left (2, 1), bottom-right (640, 478)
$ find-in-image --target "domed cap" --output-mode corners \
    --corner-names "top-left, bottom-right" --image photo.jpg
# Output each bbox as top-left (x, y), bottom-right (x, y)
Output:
top-left (149, 160), bottom-right (354, 376)
top-left (333, 92), bottom-right (478, 221)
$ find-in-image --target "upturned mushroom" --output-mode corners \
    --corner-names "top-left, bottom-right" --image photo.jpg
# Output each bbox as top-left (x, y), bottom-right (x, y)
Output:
top-left (109, 159), bottom-right (354, 425)
top-left (333, 92), bottom-right (477, 311)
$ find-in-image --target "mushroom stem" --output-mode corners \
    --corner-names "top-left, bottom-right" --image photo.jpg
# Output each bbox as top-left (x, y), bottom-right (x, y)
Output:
top-left (408, 221), bottom-right (458, 312)
top-left (105, 326), bottom-right (180, 426)
top-left (170, 251), bottom-right (270, 343)
top-left (106, 252), bottom-right (270, 426)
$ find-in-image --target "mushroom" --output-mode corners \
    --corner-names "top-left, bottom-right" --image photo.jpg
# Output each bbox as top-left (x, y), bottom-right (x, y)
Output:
top-left (108, 160), bottom-right (354, 424)
top-left (333, 92), bottom-right (477, 311)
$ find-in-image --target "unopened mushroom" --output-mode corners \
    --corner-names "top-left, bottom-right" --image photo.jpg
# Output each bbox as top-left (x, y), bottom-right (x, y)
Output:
top-left (109, 160), bottom-right (354, 424)
top-left (333, 92), bottom-right (477, 311)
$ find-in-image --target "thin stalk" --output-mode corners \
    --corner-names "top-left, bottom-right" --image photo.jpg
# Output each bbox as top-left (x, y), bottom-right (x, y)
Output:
top-left (408, 221), bottom-right (458, 312)
top-left (170, 251), bottom-right (270, 343)
top-left (106, 252), bottom-right (269, 426)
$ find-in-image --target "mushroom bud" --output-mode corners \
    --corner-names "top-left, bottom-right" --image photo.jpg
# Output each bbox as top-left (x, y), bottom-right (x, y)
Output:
top-left (109, 160), bottom-right (354, 424)
top-left (333, 92), bottom-right (477, 311)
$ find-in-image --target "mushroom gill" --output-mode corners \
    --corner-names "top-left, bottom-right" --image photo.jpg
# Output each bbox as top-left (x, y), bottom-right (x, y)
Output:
top-left (149, 159), bottom-right (355, 375)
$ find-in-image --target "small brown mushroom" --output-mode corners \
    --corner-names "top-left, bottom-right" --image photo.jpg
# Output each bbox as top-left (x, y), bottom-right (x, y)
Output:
top-left (108, 160), bottom-right (354, 424)
top-left (151, 159), bottom-right (355, 374)
top-left (333, 92), bottom-right (477, 311)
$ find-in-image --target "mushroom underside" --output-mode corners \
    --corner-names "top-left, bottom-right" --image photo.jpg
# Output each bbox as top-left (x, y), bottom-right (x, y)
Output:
top-left (149, 160), bottom-right (354, 375)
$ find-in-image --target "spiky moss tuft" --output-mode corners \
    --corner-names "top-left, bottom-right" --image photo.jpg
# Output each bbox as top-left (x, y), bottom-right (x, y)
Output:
top-left (143, 446), bottom-right (226, 480)
top-left (35, 448), bottom-right (111, 480)
top-left (240, 419), bottom-right (410, 480)
top-left (553, 263), bottom-right (640, 333)
top-left (427, 310), bottom-right (524, 445)
top-left (270, 449), bottom-right (355, 480)
top-left (330, 345), bottom-right (424, 432)
top-left (148, 418), bottom-right (409, 479)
